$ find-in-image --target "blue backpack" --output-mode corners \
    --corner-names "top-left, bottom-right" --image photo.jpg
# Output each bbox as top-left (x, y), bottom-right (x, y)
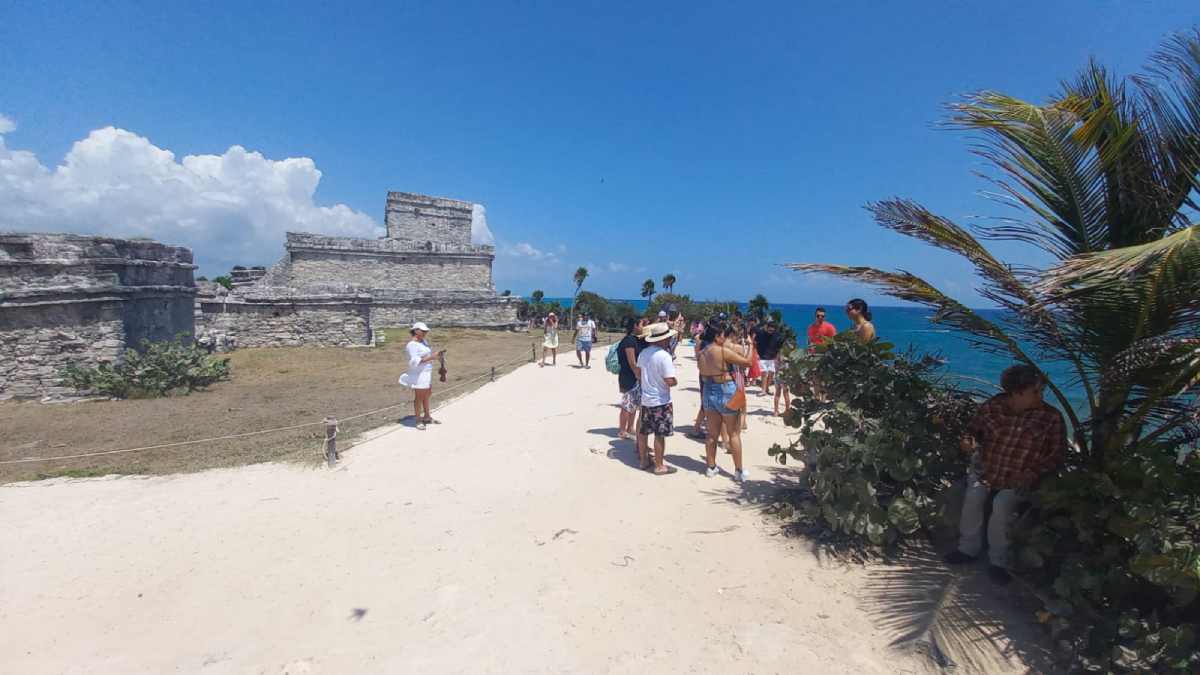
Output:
top-left (605, 342), bottom-right (622, 374)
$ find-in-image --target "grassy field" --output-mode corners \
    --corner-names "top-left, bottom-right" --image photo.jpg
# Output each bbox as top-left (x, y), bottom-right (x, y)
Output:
top-left (0, 328), bottom-right (619, 483)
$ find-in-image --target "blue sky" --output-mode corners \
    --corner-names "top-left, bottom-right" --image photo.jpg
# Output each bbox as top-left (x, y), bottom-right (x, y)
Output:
top-left (2, 1), bottom-right (1196, 304)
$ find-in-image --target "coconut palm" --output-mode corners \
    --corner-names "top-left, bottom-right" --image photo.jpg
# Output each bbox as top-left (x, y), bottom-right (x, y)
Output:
top-left (662, 273), bottom-right (677, 293)
top-left (641, 279), bottom-right (656, 302)
top-left (787, 31), bottom-right (1200, 466)
top-left (571, 267), bottom-right (588, 323)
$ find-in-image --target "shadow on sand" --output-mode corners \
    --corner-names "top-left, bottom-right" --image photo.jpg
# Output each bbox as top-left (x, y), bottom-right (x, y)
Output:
top-left (698, 464), bottom-right (1056, 672)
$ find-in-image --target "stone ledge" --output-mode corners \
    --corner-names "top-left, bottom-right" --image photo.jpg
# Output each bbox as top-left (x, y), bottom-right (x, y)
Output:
top-left (285, 232), bottom-right (494, 256)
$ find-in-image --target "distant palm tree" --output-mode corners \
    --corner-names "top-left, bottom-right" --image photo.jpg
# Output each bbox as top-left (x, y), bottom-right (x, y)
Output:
top-left (571, 267), bottom-right (589, 323)
top-left (748, 294), bottom-right (769, 320)
top-left (641, 279), bottom-right (656, 303)
top-left (662, 273), bottom-right (677, 294)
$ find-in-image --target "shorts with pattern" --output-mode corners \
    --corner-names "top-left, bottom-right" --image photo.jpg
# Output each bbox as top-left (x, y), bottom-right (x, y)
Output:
top-left (620, 384), bottom-right (641, 413)
top-left (639, 403), bottom-right (674, 437)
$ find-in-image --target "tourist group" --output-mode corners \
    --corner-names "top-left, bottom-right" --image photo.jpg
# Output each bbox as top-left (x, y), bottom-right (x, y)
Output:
top-left (398, 297), bottom-right (1066, 584)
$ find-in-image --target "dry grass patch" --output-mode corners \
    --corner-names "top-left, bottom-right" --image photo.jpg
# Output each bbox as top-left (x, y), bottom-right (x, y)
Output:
top-left (0, 328), bottom-right (617, 483)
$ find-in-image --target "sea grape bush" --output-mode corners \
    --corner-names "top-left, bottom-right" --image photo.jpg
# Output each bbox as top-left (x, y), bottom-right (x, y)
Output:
top-left (63, 335), bottom-right (231, 398)
top-left (1011, 449), bottom-right (1199, 670)
top-left (768, 334), bottom-right (976, 546)
top-left (772, 333), bottom-right (1198, 671)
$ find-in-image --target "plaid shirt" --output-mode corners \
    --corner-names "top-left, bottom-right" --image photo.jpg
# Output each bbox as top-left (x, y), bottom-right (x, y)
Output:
top-left (968, 394), bottom-right (1066, 490)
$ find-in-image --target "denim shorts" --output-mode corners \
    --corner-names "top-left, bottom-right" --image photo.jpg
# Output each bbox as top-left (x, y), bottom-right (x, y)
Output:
top-left (576, 338), bottom-right (592, 352)
top-left (702, 379), bottom-right (738, 416)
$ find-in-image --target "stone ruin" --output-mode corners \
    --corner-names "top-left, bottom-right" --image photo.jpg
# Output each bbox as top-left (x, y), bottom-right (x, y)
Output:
top-left (0, 233), bottom-right (196, 400)
top-left (0, 191), bottom-right (520, 400)
top-left (194, 192), bottom-right (519, 350)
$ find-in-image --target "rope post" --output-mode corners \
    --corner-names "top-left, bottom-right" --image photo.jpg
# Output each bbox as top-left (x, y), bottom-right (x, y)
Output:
top-left (491, 366), bottom-right (496, 382)
top-left (531, 342), bottom-right (536, 362)
top-left (323, 417), bottom-right (339, 467)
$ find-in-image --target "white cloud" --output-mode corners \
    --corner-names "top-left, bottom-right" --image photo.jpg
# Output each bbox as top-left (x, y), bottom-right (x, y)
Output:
top-left (502, 241), bottom-right (560, 262)
top-left (470, 203), bottom-right (494, 246)
top-left (0, 116), bottom-right (383, 273)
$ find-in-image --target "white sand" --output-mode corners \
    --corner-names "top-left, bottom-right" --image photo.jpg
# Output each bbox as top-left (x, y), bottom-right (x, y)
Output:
top-left (0, 344), bottom-right (1032, 673)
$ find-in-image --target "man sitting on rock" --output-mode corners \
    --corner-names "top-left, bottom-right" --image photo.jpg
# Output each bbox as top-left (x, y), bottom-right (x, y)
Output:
top-left (944, 364), bottom-right (1066, 584)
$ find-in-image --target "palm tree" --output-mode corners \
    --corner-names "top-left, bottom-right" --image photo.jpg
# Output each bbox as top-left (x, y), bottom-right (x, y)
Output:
top-left (748, 294), bottom-right (770, 320)
top-left (662, 273), bottom-right (677, 294)
top-left (571, 267), bottom-right (588, 324)
top-left (530, 290), bottom-right (544, 304)
top-left (787, 31), bottom-right (1200, 466)
top-left (641, 279), bottom-right (656, 303)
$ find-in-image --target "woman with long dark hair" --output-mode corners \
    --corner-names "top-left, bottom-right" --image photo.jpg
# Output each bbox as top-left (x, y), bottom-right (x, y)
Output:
top-left (616, 316), bottom-right (643, 439)
top-left (697, 322), bottom-right (755, 482)
top-left (845, 298), bottom-right (876, 342)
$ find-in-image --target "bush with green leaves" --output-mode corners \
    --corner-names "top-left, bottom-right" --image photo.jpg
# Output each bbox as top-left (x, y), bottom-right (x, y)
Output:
top-left (1012, 450), bottom-right (1199, 670)
top-left (770, 335), bottom-right (977, 546)
top-left (62, 335), bottom-right (231, 398)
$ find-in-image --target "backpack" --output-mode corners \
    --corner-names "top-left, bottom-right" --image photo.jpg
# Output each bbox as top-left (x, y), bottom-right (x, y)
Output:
top-left (605, 342), bottom-right (623, 374)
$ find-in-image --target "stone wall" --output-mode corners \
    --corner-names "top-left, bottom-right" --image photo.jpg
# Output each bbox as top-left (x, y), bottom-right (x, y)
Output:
top-left (266, 232), bottom-right (496, 294)
top-left (0, 233), bottom-right (196, 400)
top-left (385, 192), bottom-right (473, 246)
top-left (196, 293), bottom-right (372, 349)
top-left (0, 301), bottom-right (125, 400)
top-left (370, 295), bottom-right (521, 329)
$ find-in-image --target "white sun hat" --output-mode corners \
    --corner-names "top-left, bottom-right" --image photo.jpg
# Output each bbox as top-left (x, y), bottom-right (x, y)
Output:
top-left (412, 322), bottom-right (430, 332)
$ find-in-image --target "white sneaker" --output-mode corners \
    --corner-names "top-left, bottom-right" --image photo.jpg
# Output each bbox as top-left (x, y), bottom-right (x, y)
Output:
top-left (705, 465), bottom-right (719, 478)
top-left (734, 469), bottom-right (750, 482)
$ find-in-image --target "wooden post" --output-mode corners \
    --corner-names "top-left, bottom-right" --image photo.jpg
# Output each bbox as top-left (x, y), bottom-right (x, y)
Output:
top-left (531, 343), bottom-right (536, 362)
top-left (491, 366), bottom-right (496, 382)
top-left (323, 417), bottom-right (339, 467)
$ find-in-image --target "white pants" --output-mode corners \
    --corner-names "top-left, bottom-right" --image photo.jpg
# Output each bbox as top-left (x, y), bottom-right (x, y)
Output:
top-left (957, 469), bottom-right (1027, 568)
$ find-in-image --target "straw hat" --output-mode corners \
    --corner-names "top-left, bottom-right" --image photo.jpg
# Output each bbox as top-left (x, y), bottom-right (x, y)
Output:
top-left (642, 322), bottom-right (677, 343)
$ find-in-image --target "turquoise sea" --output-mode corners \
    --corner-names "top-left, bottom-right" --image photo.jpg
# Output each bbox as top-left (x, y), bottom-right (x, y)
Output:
top-left (544, 297), bottom-right (1085, 409)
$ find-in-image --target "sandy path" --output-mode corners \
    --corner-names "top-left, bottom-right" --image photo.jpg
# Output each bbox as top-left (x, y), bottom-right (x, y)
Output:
top-left (2, 346), bottom-right (952, 674)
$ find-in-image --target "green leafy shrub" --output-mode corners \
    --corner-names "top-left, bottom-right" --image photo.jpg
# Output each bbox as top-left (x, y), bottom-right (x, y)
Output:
top-left (1012, 450), bottom-right (1200, 670)
top-left (62, 335), bottom-right (231, 398)
top-left (770, 334), bottom-right (977, 546)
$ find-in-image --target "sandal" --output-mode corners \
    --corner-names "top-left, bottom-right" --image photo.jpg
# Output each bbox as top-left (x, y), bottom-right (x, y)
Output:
top-left (416, 422), bottom-right (426, 431)
top-left (424, 417), bottom-right (441, 425)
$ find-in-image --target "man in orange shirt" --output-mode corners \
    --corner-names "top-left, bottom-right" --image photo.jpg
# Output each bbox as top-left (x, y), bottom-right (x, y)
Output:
top-left (806, 307), bottom-right (836, 351)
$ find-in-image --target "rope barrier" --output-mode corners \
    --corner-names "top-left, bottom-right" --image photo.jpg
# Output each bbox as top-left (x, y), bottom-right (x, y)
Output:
top-left (0, 346), bottom-right (539, 466)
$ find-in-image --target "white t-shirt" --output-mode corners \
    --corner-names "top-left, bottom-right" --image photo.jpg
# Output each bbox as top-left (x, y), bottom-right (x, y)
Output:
top-left (576, 319), bottom-right (596, 341)
top-left (637, 345), bottom-right (676, 407)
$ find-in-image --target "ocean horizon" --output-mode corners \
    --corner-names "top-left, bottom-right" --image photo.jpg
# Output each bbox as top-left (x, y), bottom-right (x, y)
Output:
top-left (537, 296), bottom-right (1084, 408)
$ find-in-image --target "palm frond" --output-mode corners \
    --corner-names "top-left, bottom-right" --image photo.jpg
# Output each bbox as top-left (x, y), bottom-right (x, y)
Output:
top-left (784, 263), bottom-right (1087, 444)
top-left (867, 199), bottom-right (1098, 409)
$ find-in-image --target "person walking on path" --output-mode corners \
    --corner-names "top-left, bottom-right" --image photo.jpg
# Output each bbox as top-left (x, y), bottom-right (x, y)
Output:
top-left (754, 320), bottom-right (785, 397)
top-left (845, 299), bottom-right (876, 343)
top-left (697, 322), bottom-right (754, 481)
top-left (944, 365), bottom-right (1066, 584)
top-left (636, 322), bottom-right (679, 475)
top-left (574, 312), bottom-right (598, 368)
top-left (773, 340), bottom-right (793, 417)
top-left (541, 313), bottom-right (560, 367)
top-left (616, 317), bottom-right (643, 440)
top-left (399, 322), bottom-right (444, 431)
top-left (806, 307), bottom-right (837, 352)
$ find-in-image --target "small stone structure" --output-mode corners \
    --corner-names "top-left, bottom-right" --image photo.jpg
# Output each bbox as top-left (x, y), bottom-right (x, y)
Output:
top-left (0, 233), bottom-right (196, 400)
top-left (196, 191), bottom-right (519, 348)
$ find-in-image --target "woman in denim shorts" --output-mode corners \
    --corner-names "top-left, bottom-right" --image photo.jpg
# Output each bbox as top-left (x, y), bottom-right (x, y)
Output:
top-left (696, 322), bottom-right (755, 482)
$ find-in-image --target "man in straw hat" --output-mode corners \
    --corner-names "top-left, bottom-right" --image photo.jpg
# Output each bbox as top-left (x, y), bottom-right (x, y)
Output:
top-left (636, 321), bottom-right (679, 475)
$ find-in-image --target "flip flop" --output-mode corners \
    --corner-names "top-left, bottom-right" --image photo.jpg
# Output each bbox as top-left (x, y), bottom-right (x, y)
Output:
top-left (416, 422), bottom-right (426, 431)
top-left (425, 418), bottom-right (441, 425)
top-left (652, 466), bottom-right (678, 476)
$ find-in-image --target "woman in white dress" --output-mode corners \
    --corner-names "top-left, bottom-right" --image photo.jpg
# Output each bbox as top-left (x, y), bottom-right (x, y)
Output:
top-left (401, 322), bottom-right (444, 430)
top-left (540, 312), bottom-right (559, 367)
